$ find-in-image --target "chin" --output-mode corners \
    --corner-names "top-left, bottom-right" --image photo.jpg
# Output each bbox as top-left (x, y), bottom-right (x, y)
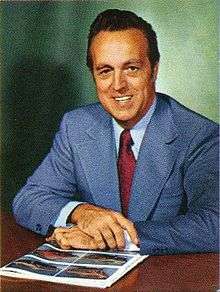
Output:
top-left (114, 114), bottom-right (132, 122)
top-left (114, 116), bottom-right (135, 128)
top-left (113, 110), bottom-right (135, 120)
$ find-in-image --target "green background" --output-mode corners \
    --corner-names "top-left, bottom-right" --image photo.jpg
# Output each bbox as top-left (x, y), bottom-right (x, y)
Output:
top-left (1, 1), bottom-right (218, 212)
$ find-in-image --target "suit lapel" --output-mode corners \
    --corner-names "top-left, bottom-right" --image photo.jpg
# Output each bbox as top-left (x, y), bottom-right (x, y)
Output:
top-left (128, 97), bottom-right (180, 221)
top-left (75, 110), bottom-right (121, 212)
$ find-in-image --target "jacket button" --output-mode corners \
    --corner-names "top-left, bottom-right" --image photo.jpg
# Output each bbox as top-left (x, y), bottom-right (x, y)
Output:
top-left (36, 224), bottom-right (42, 232)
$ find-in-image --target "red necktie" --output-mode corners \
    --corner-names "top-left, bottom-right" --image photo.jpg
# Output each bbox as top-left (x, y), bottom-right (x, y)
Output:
top-left (117, 129), bottom-right (136, 216)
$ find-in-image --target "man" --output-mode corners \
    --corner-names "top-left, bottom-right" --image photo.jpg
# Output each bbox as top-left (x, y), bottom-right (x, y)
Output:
top-left (13, 9), bottom-right (219, 255)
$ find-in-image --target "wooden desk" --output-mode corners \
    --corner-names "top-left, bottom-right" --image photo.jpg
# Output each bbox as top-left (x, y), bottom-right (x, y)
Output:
top-left (0, 213), bottom-right (219, 291)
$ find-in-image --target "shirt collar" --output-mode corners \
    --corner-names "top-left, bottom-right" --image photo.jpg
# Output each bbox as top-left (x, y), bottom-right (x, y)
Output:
top-left (112, 97), bottom-right (157, 157)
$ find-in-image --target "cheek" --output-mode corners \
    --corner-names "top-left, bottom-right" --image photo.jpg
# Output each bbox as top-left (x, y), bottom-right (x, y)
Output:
top-left (130, 81), bottom-right (148, 96)
top-left (95, 79), bottom-right (112, 94)
top-left (128, 74), bottom-right (149, 89)
top-left (137, 76), bottom-right (154, 93)
top-left (96, 85), bottom-right (109, 104)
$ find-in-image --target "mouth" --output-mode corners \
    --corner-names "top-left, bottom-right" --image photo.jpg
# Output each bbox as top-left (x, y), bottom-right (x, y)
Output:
top-left (114, 95), bottom-right (132, 103)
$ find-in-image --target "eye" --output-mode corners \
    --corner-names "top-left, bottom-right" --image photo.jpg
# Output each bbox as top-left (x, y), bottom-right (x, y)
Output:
top-left (98, 68), bottom-right (112, 76)
top-left (127, 66), bottom-right (139, 72)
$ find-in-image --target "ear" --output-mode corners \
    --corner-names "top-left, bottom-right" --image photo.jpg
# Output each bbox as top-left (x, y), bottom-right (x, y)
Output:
top-left (152, 62), bottom-right (159, 81)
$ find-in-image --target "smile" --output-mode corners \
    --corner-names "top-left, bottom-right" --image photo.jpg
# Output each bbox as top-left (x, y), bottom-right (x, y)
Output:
top-left (114, 96), bottom-right (132, 102)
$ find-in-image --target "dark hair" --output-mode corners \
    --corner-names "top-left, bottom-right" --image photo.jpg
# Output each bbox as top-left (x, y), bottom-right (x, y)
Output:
top-left (86, 9), bottom-right (160, 70)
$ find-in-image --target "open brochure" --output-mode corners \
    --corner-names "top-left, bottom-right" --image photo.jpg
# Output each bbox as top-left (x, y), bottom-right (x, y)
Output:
top-left (0, 243), bottom-right (148, 288)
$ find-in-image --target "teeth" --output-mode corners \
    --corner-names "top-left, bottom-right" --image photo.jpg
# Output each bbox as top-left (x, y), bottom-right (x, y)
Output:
top-left (115, 96), bottom-right (132, 102)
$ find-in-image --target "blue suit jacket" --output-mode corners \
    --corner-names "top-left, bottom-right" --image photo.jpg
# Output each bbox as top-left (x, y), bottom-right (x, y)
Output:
top-left (13, 93), bottom-right (219, 255)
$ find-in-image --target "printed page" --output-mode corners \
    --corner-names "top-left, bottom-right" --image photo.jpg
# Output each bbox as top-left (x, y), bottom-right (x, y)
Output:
top-left (0, 243), bottom-right (148, 288)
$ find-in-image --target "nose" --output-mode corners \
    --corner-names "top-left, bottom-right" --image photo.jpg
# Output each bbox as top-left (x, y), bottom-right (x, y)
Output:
top-left (112, 71), bottom-right (127, 91)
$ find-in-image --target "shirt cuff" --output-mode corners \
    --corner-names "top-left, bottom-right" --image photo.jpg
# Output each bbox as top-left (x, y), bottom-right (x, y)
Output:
top-left (54, 201), bottom-right (85, 227)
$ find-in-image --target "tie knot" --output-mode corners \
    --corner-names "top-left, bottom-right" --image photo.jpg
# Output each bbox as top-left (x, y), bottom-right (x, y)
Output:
top-left (119, 129), bottom-right (134, 149)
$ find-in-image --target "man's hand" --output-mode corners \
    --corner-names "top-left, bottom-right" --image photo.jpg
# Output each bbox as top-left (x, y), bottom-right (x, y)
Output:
top-left (70, 204), bottom-right (139, 250)
top-left (46, 226), bottom-right (99, 250)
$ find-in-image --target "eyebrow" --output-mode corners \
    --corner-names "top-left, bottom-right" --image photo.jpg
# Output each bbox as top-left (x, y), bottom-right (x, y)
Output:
top-left (95, 64), bottom-right (113, 71)
top-left (95, 59), bottom-right (143, 71)
top-left (123, 59), bottom-right (143, 66)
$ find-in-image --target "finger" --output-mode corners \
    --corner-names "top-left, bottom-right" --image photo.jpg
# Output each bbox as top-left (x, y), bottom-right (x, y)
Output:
top-left (109, 223), bottom-right (125, 249)
top-left (48, 227), bottom-right (70, 242)
top-left (62, 229), bottom-right (99, 250)
top-left (46, 236), bottom-right (54, 242)
top-left (99, 227), bottom-right (117, 250)
top-left (67, 235), bottom-right (98, 250)
top-left (80, 238), bottom-right (99, 250)
top-left (50, 230), bottom-right (71, 247)
top-left (76, 224), bottom-right (105, 249)
top-left (56, 236), bottom-right (72, 250)
top-left (92, 230), bottom-right (106, 250)
top-left (46, 229), bottom-right (62, 242)
top-left (113, 213), bottom-right (139, 245)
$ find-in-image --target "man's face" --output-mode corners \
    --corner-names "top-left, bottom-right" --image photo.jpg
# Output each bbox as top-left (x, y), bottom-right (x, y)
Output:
top-left (91, 28), bottom-right (159, 128)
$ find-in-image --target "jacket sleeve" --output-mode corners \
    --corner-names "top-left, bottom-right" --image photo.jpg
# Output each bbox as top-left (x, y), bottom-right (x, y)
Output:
top-left (135, 125), bottom-right (219, 255)
top-left (12, 113), bottom-right (79, 235)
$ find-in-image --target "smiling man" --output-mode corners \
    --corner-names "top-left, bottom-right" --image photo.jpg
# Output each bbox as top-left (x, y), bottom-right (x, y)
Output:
top-left (91, 28), bottom-right (158, 129)
top-left (13, 9), bottom-right (219, 254)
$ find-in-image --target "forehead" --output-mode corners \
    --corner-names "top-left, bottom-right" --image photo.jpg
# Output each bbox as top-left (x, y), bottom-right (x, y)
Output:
top-left (90, 29), bottom-right (149, 65)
